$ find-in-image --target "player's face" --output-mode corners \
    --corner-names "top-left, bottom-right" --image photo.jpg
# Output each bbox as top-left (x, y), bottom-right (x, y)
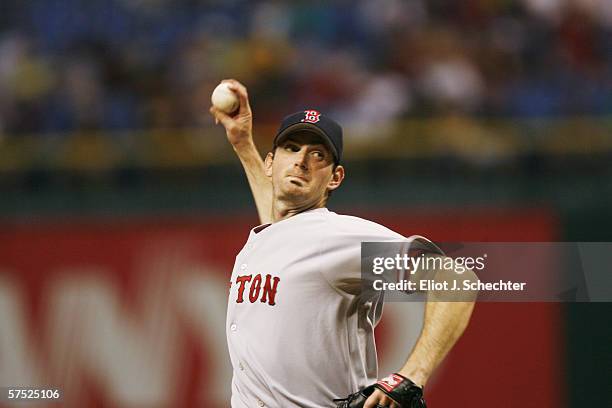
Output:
top-left (266, 132), bottom-right (344, 206)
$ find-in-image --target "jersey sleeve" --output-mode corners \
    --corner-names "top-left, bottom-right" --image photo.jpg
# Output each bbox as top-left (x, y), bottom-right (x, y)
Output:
top-left (318, 216), bottom-right (443, 294)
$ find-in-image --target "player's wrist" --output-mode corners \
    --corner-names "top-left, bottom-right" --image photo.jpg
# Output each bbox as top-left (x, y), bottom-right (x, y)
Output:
top-left (230, 134), bottom-right (255, 150)
top-left (396, 368), bottom-right (427, 388)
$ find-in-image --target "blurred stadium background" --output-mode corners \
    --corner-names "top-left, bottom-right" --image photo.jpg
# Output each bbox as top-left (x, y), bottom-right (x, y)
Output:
top-left (1, 0), bottom-right (611, 407)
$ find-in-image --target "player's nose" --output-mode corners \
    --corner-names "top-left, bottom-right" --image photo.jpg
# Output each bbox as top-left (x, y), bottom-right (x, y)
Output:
top-left (294, 148), bottom-right (309, 169)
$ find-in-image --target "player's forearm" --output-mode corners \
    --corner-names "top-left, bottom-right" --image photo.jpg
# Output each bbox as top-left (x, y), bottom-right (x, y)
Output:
top-left (233, 141), bottom-right (273, 224)
top-left (209, 80), bottom-right (272, 223)
top-left (399, 263), bottom-right (477, 386)
top-left (398, 299), bottom-right (475, 387)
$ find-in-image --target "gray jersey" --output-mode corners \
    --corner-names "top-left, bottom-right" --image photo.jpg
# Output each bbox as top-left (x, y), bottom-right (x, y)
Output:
top-left (226, 208), bottom-right (433, 408)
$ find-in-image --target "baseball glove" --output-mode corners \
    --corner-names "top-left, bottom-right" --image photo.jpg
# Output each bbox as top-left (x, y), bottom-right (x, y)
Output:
top-left (333, 373), bottom-right (426, 408)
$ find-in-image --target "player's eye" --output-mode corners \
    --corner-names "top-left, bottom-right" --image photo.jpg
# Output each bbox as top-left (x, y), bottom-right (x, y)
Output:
top-left (284, 143), bottom-right (300, 152)
top-left (312, 150), bottom-right (325, 160)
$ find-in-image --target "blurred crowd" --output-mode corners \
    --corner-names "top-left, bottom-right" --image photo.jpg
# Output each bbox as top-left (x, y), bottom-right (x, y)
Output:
top-left (0, 0), bottom-right (611, 137)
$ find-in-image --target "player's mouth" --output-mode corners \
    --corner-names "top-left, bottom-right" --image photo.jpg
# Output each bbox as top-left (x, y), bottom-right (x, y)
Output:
top-left (288, 174), bottom-right (309, 186)
top-left (288, 174), bottom-right (309, 182)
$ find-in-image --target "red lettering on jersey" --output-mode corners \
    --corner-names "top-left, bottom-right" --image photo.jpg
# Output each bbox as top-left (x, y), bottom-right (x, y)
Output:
top-left (235, 274), bottom-right (280, 305)
top-left (260, 274), bottom-right (280, 306)
top-left (248, 274), bottom-right (262, 303)
top-left (235, 275), bottom-right (252, 303)
top-left (301, 110), bottom-right (321, 124)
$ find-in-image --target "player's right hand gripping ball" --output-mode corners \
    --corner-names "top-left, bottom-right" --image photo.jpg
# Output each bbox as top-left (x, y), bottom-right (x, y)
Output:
top-left (211, 82), bottom-right (239, 114)
top-left (333, 373), bottom-right (426, 408)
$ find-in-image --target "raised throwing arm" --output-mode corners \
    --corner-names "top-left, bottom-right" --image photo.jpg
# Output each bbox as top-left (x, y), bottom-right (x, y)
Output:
top-left (210, 79), bottom-right (273, 224)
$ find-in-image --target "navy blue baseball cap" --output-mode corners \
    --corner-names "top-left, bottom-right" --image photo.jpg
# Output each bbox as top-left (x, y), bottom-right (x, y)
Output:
top-left (273, 110), bottom-right (343, 164)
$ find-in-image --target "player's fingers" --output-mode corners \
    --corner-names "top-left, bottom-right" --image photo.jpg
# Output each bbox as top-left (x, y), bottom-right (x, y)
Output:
top-left (364, 390), bottom-right (388, 408)
top-left (223, 80), bottom-right (251, 111)
top-left (209, 106), bottom-right (233, 128)
top-left (234, 88), bottom-right (251, 112)
top-left (208, 106), bottom-right (219, 124)
top-left (363, 394), bottom-right (378, 408)
top-left (378, 395), bottom-right (394, 407)
top-left (229, 86), bottom-right (250, 113)
top-left (222, 78), bottom-right (245, 93)
top-left (386, 398), bottom-right (398, 408)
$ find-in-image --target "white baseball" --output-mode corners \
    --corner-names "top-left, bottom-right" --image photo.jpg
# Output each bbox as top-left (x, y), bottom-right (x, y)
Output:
top-left (211, 82), bottom-right (239, 114)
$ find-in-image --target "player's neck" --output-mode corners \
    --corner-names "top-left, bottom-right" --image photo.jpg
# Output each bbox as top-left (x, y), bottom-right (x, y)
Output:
top-left (272, 197), bottom-right (326, 222)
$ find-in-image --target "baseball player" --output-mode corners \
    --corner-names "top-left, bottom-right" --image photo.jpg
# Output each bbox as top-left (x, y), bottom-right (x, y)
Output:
top-left (210, 80), bottom-right (476, 408)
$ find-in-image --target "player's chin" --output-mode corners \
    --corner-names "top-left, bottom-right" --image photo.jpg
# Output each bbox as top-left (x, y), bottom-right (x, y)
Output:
top-left (279, 181), bottom-right (310, 198)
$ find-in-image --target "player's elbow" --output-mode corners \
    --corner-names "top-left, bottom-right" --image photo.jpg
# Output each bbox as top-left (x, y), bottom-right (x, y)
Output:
top-left (455, 266), bottom-right (478, 302)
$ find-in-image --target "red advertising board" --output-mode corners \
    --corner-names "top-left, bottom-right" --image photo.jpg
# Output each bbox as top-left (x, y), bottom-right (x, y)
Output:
top-left (0, 208), bottom-right (561, 407)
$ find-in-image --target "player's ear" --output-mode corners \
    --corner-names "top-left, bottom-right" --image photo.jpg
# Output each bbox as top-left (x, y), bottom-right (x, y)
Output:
top-left (264, 151), bottom-right (274, 177)
top-left (327, 165), bottom-right (344, 192)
